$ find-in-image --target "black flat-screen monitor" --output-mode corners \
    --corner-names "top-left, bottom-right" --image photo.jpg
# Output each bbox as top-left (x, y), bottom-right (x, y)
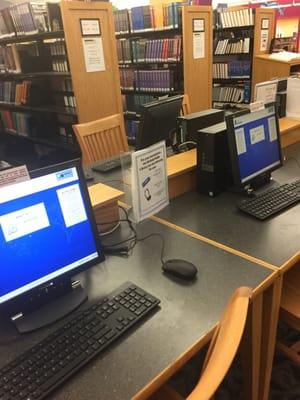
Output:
top-left (226, 104), bottom-right (283, 188)
top-left (0, 159), bottom-right (104, 332)
top-left (136, 95), bottom-right (183, 150)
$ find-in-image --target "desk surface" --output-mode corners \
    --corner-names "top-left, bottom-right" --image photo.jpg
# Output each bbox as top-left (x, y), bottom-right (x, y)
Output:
top-left (157, 143), bottom-right (300, 268)
top-left (0, 219), bottom-right (273, 400)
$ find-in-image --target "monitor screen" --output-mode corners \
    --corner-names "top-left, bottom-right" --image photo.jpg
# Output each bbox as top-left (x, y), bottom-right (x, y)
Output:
top-left (227, 105), bottom-right (282, 185)
top-left (0, 160), bottom-right (103, 305)
top-left (136, 95), bottom-right (183, 150)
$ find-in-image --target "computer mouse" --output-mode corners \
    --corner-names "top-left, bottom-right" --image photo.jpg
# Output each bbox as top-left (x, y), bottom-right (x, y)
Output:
top-left (162, 259), bottom-right (198, 281)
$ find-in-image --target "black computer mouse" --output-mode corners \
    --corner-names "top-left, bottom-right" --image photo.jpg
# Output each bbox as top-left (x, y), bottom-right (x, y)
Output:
top-left (162, 259), bottom-right (198, 281)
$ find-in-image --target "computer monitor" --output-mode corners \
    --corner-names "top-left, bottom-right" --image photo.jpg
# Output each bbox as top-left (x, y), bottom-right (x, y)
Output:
top-left (135, 95), bottom-right (183, 151)
top-left (0, 159), bottom-right (104, 333)
top-left (226, 104), bottom-right (283, 190)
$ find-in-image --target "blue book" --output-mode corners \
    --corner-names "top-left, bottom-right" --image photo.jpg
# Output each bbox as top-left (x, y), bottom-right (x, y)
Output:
top-left (131, 7), bottom-right (144, 31)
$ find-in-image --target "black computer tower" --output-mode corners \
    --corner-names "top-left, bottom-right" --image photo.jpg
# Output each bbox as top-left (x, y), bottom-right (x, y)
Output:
top-left (177, 109), bottom-right (224, 144)
top-left (196, 122), bottom-right (233, 197)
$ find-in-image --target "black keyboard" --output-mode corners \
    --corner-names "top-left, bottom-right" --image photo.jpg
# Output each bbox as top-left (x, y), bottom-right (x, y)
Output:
top-left (0, 282), bottom-right (160, 400)
top-left (92, 157), bottom-right (121, 173)
top-left (238, 179), bottom-right (300, 220)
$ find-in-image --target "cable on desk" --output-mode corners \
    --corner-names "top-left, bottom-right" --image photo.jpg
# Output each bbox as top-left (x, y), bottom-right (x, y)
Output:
top-left (99, 222), bottom-right (121, 237)
top-left (177, 141), bottom-right (197, 152)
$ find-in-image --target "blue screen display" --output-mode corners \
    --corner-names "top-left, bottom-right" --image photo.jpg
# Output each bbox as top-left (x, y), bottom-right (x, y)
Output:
top-left (0, 167), bottom-right (99, 304)
top-left (233, 107), bottom-right (281, 183)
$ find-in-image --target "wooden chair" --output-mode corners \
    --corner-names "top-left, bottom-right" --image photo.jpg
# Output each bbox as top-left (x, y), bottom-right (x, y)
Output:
top-left (149, 287), bottom-right (252, 400)
top-left (278, 258), bottom-right (300, 364)
top-left (181, 94), bottom-right (191, 116)
top-left (72, 113), bottom-right (129, 166)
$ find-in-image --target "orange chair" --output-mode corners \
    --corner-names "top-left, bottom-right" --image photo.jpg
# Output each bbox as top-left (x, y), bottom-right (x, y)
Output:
top-left (149, 287), bottom-right (252, 400)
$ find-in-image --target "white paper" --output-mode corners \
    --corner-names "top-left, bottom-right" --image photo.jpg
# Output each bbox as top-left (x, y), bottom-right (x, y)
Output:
top-left (0, 203), bottom-right (50, 242)
top-left (260, 30), bottom-right (269, 51)
top-left (193, 19), bottom-right (204, 32)
top-left (261, 19), bottom-right (269, 29)
top-left (268, 116), bottom-right (277, 142)
top-left (56, 184), bottom-right (87, 228)
top-left (235, 128), bottom-right (247, 155)
top-left (250, 101), bottom-right (265, 113)
top-left (286, 77), bottom-right (300, 119)
top-left (250, 125), bottom-right (265, 145)
top-left (81, 19), bottom-right (100, 36)
top-left (0, 165), bottom-right (29, 188)
top-left (255, 81), bottom-right (278, 103)
top-left (131, 141), bottom-right (169, 222)
top-left (193, 32), bottom-right (205, 59)
top-left (82, 37), bottom-right (105, 73)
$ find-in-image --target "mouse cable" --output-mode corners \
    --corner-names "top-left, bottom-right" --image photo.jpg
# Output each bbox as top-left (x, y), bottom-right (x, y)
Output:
top-left (134, 233), bottom-right (165, 265)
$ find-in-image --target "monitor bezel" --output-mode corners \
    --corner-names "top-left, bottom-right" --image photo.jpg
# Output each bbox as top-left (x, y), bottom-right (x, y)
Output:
top-left (0, 158), bottom-right (105, 308)
top-left (135, 95), bottom-right (184, 151)
top-left (226, 103), bottom-right (283, 188)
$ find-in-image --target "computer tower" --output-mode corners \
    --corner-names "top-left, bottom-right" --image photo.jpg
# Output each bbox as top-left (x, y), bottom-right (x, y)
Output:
top-left (196, 122), bottom-right (233, 197)
top-left (276, 91), bottom-right (286, 118)
top-left (177, 109), bottom-right (224, 144)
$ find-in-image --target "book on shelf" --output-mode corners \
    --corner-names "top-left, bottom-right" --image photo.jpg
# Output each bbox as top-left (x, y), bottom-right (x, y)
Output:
top-left (117, 36), bottom-right (182, 64)
top-left (49, 39), bottom-right (66, 56)
top-left (125, 119), bottom-right (140, 140)
top-left (213, 82), bottom-right (250, 104)
top-left (130, 6), bottom-right (155, 33)
top-left (214, 37), bottom-right (250, 55)
top-left (213, 61), bottom-right (251, 79)
top-left (215, 8), bottom-right (254, 29)
top-left (0, 2), bottom-right (63, 39)
top-left (51, 59), bottom-right (69, 72)
top-left (114, 9), bottom-right (131, 35)
top-left (0, 109), bottom-right (33, 136)
top-left (123, 93), bottom-right (157, 113)
top-left (120, 69), bottom-right (176, 93)
top-left (162, 3), bottom-right (182, 29)
top-left (0, 44), bottom-right (21, 73)
top-left (0, 78), bottom-right (47, 106)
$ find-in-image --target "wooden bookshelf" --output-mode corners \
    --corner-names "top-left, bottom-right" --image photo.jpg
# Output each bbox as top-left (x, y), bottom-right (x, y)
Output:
top-left (0, 1), bottom-right (123, 154)
top-left (212, 7), bottom-right (275, 109)
top-left (114, 5), bottom-right (213, 141)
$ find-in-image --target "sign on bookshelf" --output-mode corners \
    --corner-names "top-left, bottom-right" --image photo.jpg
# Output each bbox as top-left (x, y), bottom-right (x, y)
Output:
top-left (82, 37), bottom-right (106, 73)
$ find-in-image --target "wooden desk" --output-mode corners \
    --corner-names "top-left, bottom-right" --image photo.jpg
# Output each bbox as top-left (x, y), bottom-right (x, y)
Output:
top-left (279, 117), bottom-right (300, 148)
top-left (0, 219), bottom-right (276, 400)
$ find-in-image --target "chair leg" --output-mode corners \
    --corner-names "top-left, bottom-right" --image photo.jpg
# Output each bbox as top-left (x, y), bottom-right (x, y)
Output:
top-left (277, 340), bottom-right (300, 365)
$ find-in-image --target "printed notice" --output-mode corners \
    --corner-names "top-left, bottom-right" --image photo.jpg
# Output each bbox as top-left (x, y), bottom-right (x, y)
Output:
top-left (0, 165), bottom-right (29, 188)
top-left (57, 184), bottom-right (87, 228)
top-left (82, 37), bottom-right (105, 72)
top-left (131, 141), bottom-right (169, 222)
top-left (260, 30), bottom-right (269, 51)
top-left (268, 117), bottom-right (277, 142)
top-left (80, 19), bottom-right (101, 36)
top-left (235, 128), bottom-right (247, 155)
top-left (0, 203), bottom-right (50, 242)
top-left (250, 125), bottom-right (265, 145)
top-left (193, 32), bottom-right (205, 59)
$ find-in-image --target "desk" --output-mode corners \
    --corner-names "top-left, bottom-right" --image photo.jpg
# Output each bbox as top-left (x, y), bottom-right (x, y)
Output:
top-left (0, 219), bottom-right (275, 400)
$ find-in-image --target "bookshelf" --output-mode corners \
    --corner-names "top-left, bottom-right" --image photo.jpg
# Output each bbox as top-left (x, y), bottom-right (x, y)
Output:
top-left (114, 4), bottom-right (213, 142)
top-left (0, 1), bottom-right (123, 157)
top-left (212, 7), bottom-right (275, 109)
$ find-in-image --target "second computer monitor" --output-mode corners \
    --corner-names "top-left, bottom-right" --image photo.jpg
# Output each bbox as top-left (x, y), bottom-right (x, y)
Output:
top-left (226, 104), bottom-right (283, 188)
top-left (136, 95), bottom-right (183, 150)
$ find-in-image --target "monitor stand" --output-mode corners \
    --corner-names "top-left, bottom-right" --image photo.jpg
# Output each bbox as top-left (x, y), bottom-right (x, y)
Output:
top-left (8, 279), bottom-right (87, 334)
top-left (231, 172), bottom-right (279, 197)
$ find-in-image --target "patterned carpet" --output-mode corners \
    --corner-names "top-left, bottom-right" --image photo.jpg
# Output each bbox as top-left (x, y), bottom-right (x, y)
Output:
top-left (168, 323), bottom-right (300, 399)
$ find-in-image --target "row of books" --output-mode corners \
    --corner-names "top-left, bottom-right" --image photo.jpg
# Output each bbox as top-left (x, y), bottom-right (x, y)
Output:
top-left (117, 36), bottom-right (182, 64)
top-left (54, 93), bottom-right (76, 108)
top-left (122, 94), bottom-right (157, 113)
top-left (51, 77), bottom-right (73, 93)
top-left (215, 8), bottom-right (254, 29)
top-left (213, 85), bottom-right (246, 104)
top-left (214, 38), bottom-right (250, 55)
top-left (0, 2), bottom-right (62, 39)
top-left (125, 119), bottom-right (140, 140)
top-left (162, 3), bottom-right (182, 29)
top-left (49, 40), bottom-right (66, 56)
top-left (0, 79), bottom-right (46, 105)
top-left (0, 44), bottom-right (21, 73)
top-left (213, 61), bottom-right (251, 79)
top-left (0, 110), bottom-right (33, 136)
top-left (114, 3), bottom-right (182, 35)
top-left (120, 69), bottom-right (176, 93)
top-left (52, 59), bottom-right (69, 73)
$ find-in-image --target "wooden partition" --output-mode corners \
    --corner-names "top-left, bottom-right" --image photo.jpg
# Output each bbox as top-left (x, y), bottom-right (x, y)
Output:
top-left (183, 6), bottom-right (212, 113)
top-left (60, 1), bottom-right (123, 124)
top-left (252, 8), bottom-right (276, 92)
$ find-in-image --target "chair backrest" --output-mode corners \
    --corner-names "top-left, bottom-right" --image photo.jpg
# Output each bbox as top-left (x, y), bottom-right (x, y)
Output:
top-left (72, 114), bottom-right (129, 166)
top-left (187, 287), bottom-right (252, 400)
top-left (181, 94), bottom-right (191, 116)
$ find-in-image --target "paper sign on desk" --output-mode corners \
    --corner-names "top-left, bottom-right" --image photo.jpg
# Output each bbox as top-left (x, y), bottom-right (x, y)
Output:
top-left (131, 141), bottom-right (169, 222)
top-left (0, 165), bottom-right (29, 188)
